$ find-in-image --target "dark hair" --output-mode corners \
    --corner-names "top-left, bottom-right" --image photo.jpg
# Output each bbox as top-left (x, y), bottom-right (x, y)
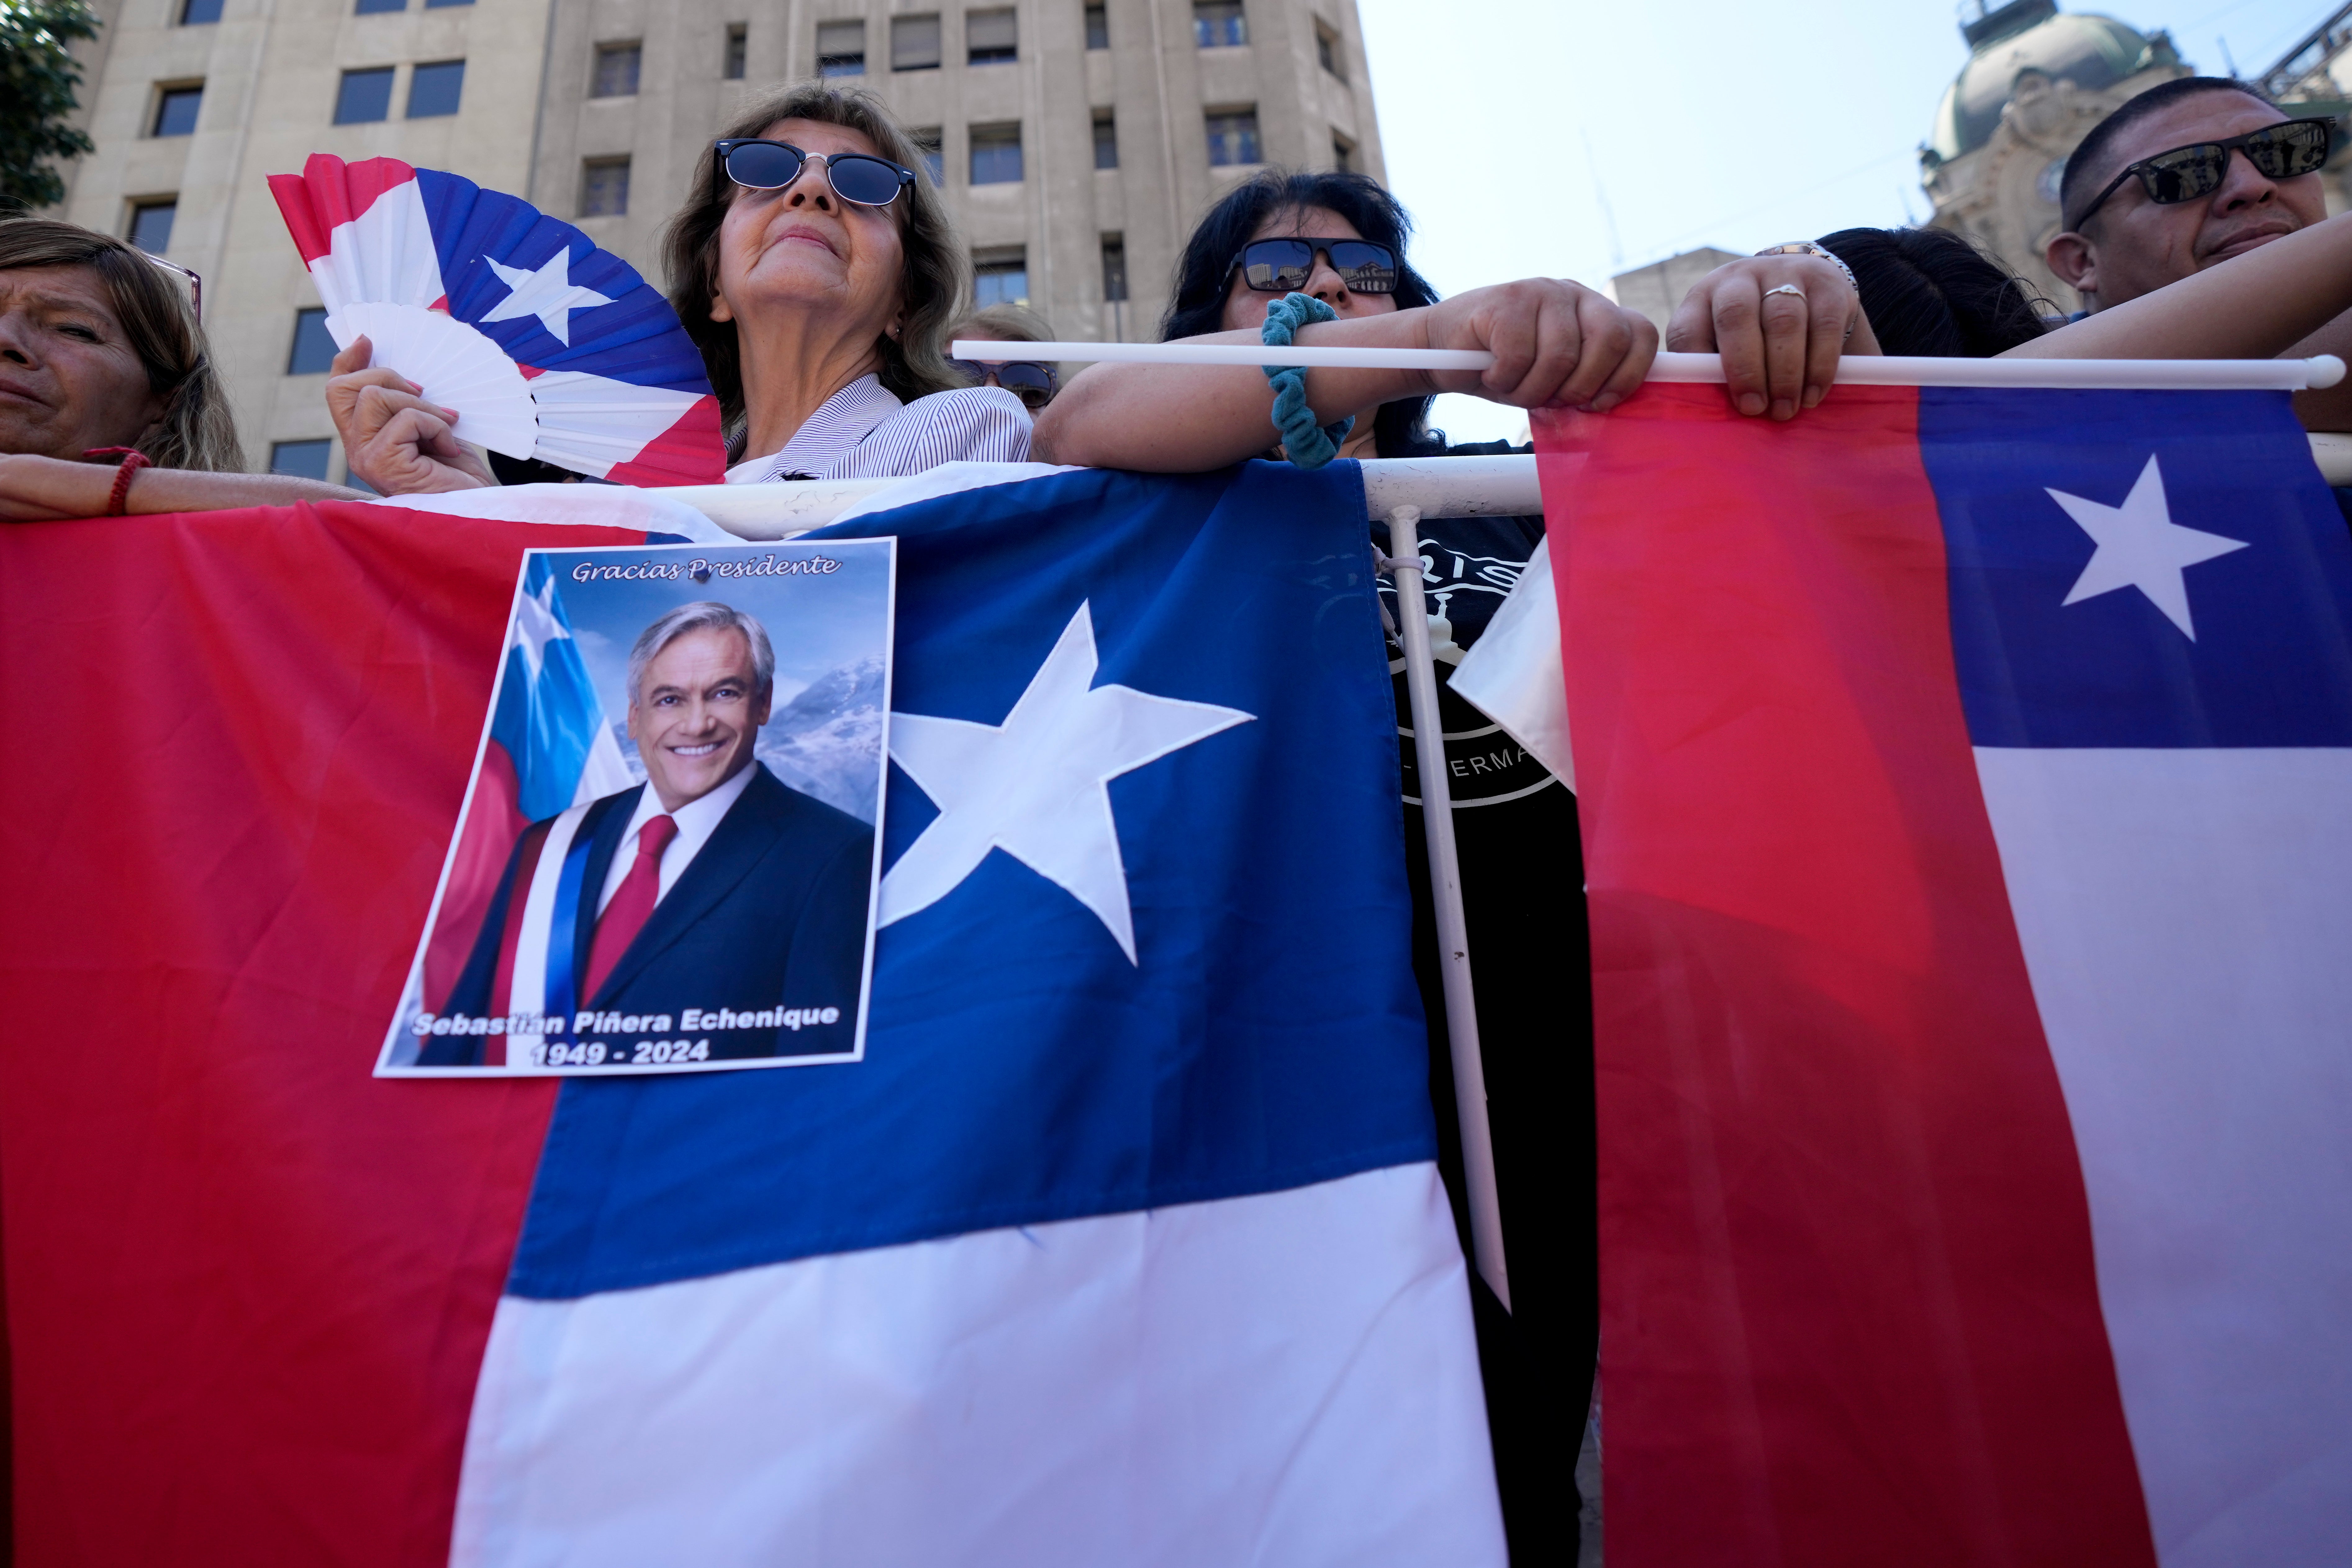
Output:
top-left (0, 216), bottom-right (242, 470)
top-left (1817, 227), bottom-right (2051, 357)
top-left (2060, 75), bottom-right (2276, 231)
top-left (1160, 169), bottom-right (1442, 456)
top-left (661, 82), bottom-right (968, 440)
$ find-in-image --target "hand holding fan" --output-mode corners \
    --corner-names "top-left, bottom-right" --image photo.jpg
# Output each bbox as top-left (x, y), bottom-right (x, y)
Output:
top-left (268, 155), bottom-right (725, 485)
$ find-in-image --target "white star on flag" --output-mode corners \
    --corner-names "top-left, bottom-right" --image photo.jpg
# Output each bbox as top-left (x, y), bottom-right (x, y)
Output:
top-left (480, 249), bottom-right (616, 346)
top-left (2047, 454), bottom-right (2248, 639)
top-left (510, 576), bottom-right (569, 678)
top-left (878, 602), bottom-right (1254, 964)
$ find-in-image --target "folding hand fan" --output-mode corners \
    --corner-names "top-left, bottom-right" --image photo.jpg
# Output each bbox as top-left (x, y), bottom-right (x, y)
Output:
top-left (268, 155), bottom-right (726, 485)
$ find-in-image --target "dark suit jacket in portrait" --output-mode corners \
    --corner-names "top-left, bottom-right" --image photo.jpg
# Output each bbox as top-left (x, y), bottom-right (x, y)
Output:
top-left (425, 764), bottom-right (874, 1065)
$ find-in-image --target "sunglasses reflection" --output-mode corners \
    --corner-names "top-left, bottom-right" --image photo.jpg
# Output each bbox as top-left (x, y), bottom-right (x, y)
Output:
top-left (949, 353), bottom-right (1059, 412)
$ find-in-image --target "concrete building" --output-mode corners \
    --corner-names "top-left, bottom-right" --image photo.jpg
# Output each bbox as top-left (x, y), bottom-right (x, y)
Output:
top-left (1608, 246), bottom-right (1738, 335)
top-left (49, 0), bottom-right (1385, 478)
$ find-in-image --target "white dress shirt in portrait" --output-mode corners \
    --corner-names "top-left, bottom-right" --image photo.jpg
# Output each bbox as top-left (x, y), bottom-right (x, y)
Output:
top-left (595, 761), bottom-right (760, 917)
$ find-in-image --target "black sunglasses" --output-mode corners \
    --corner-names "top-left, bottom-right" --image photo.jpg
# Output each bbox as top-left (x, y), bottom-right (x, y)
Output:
top-left (2069, 116), bottom-right (2337, 230)
top-left (1228, 237), bottom-right (1398, 295)
top-left (715, 140), bottom-right (918, 208)
top-left (950, 356), bottom-right (1058, 410)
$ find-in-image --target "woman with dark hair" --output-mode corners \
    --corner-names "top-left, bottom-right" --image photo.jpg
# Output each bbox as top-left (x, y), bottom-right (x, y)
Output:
top-left (1033, 169), bottom-right (1651, 470)
top-left (0, 218), bottom-right (358, 517)
top-left (1816, 226), bottom-right (2052, 357)
top-left (1038, 167), bottom-right (1612, 1561)
top-left (330, 84), bottom-right (1028, 492)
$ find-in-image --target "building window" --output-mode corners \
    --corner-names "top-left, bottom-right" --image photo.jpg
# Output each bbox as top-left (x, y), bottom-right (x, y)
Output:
top-left (407, 60), bottom-right (464, 118)
top-left (179, 0), bottom-right (223, 25)
top-left (129, 200), bottom-right (177, 255)
top-left (1205, 108), bottom-right (1259, 167)
top-left (1315, 20), bottom-right (1342, 77)
top-left (1085, 2), bottom-right (1108, 48)
top-left (270, 439), bottom-right (334, 481)
top-left (354, 0), bottom-right (403, 13)
top-left (581, 158), bottom-right (631, 217)
top-left (892, 14), bottom-right (941, 70)
top-left (1332, 133), bottom-right (1353, 173)
top-left (972, 248), bottom-right (1027, 308)
top-left (152, 85), bottom-right (203, 137)
top-left (969, 123), bottom-right (1022, 184)
top-left (724, 24), bottom-right (747, 78)
top-left (817, 20), bottom-right (865, 75)
top-left (593, 43), bottom-right (642, 97)
top-left (1193, 1), bottom-right (1245, 48)
top-left (287, 309), bottom-right (338, 375)
top-left (911, 128), bottom-right (944, 187)
top-left (967, 7), bottom-right (1016, 64)
top-left (1092, 111), bottom-right (1117, 170)
top-left (1101, 234), bottom-right (1128, 302)
top-left (333, 68), bottom-right (393, 124)
top-left (424, 0), bottom-right (474, 8)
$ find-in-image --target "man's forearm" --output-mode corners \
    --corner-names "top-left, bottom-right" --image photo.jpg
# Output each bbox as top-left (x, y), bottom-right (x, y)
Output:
top-left (2006, 211), bottom-right (2352, 365)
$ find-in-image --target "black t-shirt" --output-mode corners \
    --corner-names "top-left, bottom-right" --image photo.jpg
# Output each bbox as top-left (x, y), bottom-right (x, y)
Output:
top-left (1371, 435), bottom-right (1595, 1556)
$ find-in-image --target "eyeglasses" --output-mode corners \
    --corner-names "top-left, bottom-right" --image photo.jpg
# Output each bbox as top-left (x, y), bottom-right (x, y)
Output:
top-left (949, 356), bottom-right (1058, 411)
top-left (715, 140), bottom-right (918, 208)
top-left (141, 252), bottom-right (202, 319)
top-left (2069, 116), bottom-right (2337, 230)
top-left (1227, 237), bottom-right (1398, 295)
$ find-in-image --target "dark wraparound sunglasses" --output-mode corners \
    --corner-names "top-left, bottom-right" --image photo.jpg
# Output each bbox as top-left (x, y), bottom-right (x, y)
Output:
top-left (2069, 117), bottom-right (2337, 230)
top-left (1228, 237), bottom-right (1398, 295)
top-left (950, 357), bottom-right (1058, 410)
top-left (715, 140), bottom-right (918, 208)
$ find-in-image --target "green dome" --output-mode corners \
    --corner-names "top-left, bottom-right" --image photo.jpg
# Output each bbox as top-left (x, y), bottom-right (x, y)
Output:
top-left (1929, 5), bottom-right (2180, 162)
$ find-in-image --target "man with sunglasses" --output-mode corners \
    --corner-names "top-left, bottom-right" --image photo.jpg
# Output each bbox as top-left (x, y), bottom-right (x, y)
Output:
top-left (2046, 76), bottom-right (2352, 428)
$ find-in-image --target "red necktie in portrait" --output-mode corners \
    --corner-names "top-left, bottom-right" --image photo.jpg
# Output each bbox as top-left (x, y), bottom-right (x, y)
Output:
top-left (582, 814), bottom-right (678, 1005)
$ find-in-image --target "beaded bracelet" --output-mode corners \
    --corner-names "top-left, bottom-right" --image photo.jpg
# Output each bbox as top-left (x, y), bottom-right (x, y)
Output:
top-left (1260, 291), bottom-right (1354, 469)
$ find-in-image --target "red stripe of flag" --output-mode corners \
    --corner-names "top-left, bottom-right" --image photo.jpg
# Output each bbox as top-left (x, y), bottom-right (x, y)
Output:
top-left (1538, 385), bottom-right (2154, 1566)
top-left (0, 502), bottom-right (645, 1564)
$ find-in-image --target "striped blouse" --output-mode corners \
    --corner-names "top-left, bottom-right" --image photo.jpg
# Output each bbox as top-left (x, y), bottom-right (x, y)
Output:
top-left (723, 375), bottom-right (1032, 483)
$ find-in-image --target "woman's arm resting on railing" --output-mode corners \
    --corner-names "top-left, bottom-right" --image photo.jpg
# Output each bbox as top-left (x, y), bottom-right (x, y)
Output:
top-left (1030, 279), bottom-right (1654, 472)
top-left (0, 455), bottom-right (365, 521)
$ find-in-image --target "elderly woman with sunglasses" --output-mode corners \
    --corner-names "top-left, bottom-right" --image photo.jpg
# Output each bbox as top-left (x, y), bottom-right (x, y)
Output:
top-left (328, 85), bottom-right (1028, 493)
top-left (0, 218), bottom-right (363, 518)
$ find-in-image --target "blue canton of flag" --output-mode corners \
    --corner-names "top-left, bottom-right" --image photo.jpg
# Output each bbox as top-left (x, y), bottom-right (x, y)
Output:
top-left (494, 555), bottom-right (632, 821)
top-left (416, 169), bottom-right (710, 392)
top-left (445, 463), bottom-right (1501, 1567)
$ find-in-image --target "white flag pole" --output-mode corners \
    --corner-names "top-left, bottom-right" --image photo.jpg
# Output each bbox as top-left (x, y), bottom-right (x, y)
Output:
top-left (957, 341), bottom-right (2348, 391)
top-left (1384, 503), bottom-right (1510, 1314)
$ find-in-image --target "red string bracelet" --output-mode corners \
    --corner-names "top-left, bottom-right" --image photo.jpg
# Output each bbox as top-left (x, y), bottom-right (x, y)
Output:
top-left (82, 447), bottom-right (153, 516)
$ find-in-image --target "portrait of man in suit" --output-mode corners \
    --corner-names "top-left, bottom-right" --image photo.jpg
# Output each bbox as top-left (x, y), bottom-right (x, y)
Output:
top-left (423, 600), bottom-right (875, 1067)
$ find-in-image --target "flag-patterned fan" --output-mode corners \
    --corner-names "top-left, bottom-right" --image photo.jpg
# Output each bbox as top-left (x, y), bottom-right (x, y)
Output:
top-left (269, 154), bottom-right (724, 486)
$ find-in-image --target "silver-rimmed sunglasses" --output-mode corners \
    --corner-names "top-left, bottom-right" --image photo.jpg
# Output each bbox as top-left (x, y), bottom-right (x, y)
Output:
top-left (715, 140), bottom-right (918, 208)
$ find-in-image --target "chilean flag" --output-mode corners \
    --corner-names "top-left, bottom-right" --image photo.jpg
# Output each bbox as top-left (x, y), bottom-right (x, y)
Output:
top-left (268, 155), bottom-right (725, 485)
top-left (421, 554), bottom-right (634, 1015)
top-left (1539, 383), bottom-right (2352, 1566)
top-left (0, 470), bottom-right (1497, 1565)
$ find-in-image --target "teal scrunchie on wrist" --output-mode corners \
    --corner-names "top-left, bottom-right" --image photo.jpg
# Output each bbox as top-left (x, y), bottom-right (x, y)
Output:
top-left (1260, 291), bottom-right (1355, 469)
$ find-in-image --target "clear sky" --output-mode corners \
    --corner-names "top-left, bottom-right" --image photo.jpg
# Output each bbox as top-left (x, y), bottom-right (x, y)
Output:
top-left (1356, 0), bottom-right (2343, 441)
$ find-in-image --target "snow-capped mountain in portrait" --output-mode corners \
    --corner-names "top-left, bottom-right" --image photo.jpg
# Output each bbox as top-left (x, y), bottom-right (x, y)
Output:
top-left (757, 656), bottom-right (886, 823)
